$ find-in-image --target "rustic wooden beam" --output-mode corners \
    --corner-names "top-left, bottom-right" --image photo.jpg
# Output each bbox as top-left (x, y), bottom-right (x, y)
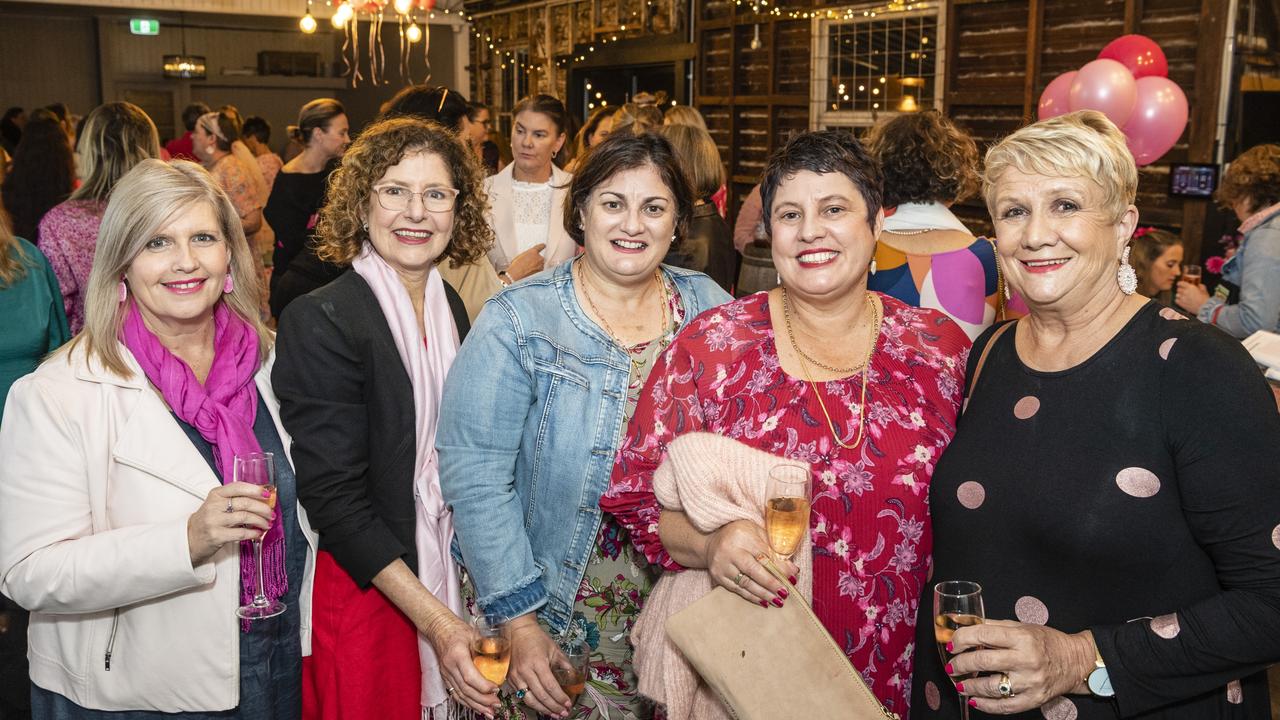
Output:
top-left (942, 0), bottom-right (958, 114)
top-left (1022, 0), bottom-right (1044, 123)
top-left (1124, 0), bottom-right (1144, 34)
top-left (697, 94), bottom-right (807, 106)
top-left (1180, 0), bottom-right (1230, 261)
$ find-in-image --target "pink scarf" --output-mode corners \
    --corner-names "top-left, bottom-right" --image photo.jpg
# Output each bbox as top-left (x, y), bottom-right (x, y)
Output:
top-left (1240, 201), bottom-right (1280, 235)
top-left (120, 302), bottom-right (287, 622)
top-left (351, 245), bottom-right (463, 716)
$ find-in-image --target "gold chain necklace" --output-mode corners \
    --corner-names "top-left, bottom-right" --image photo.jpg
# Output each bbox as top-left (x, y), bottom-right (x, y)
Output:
top-left (781, 288), bottom-right (880, 450)
top-left (578, 263), bottom-right (669, 354)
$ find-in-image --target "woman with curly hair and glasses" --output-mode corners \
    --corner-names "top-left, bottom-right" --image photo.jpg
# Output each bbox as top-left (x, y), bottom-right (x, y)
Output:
top-left (866, 110), bottom-right (1017, 339)
top-left (1177, 143), bottom-right (1280, 336)
top-left (273, 117), bottom-right (497, 719)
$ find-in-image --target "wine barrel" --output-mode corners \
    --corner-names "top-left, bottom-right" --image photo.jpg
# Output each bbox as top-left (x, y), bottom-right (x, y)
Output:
top-left (736, 241), bottom-right (777, 297)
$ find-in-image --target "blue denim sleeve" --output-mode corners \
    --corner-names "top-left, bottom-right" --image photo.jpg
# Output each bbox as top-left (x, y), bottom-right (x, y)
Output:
top-left (1203, 225), bottom-right (1280, 339)
top-left (438, 298), bottom-right (547, 620)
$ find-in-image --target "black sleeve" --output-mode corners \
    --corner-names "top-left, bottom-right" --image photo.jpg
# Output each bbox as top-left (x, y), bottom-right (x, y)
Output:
top-left (1091, 327), bottom-right (1280, 717)
top-left (273, 294), bottom-right (407, 586)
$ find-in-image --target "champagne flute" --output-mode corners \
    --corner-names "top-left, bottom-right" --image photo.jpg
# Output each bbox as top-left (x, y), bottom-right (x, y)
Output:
top-left (933, 581), bottom-right (984, 720)
top-left (470, 615), bottom-right (511, 686)
top-left (552, 640), bottom-right (590, 705)
top-left (234, 452), bottom-right (286, 620)
top-left (765, 463), bottom-right (812, 562)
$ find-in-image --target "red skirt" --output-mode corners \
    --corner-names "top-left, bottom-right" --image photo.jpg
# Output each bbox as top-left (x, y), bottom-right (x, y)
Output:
top-left (303, 550), bottom-right (422, 720)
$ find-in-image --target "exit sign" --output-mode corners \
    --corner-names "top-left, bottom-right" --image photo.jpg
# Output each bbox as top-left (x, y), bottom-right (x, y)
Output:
top-left (130, 18), bottom-right (160, 35)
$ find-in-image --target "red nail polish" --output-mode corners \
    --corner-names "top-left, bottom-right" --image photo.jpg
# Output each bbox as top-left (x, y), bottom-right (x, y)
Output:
top-left (777, 589), bottom-right (789, 600)
top-left (771, 597), bottom-right (783, 607)
top-left (946, 641), bottom-right (954, 653)
top-left (261, 488), bottom-right (273, 498)
top-left (788, 575), bottom-right (798, 585)
top-left (945, 663), bottom-right (954, 675)
top-left (955, 682), bottom-right (965, 694)
top-left (968, 698), bottom-right (978, 708)
top-left (760, 600), bottom-right (769, 608)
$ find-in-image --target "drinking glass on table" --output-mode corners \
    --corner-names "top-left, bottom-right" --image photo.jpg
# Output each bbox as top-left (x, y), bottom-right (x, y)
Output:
top-left (470, 615), bottom-right (511, 686)
top-left (934, 581), bottom-right (985, 720)
top-left (1182, 264), bottom-right (1203, 286)
top-left (234, 452), bottom-right (285, 620)
top-left (552, 640), bottom-right (590, 705)
top-left (765, 463), bottom-right (811, 562)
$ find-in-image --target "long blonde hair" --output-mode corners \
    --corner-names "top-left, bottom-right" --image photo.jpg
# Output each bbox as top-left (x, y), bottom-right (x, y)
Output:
top-left (0, 206), bottom-right (27, 287)
top-left (71, 159), bottom-right (270, 377)
top-left (71, 102), bottom-right (161, 203)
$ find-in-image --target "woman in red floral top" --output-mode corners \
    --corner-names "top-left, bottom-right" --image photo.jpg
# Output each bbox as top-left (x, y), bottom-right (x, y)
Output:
top-left (601, 130), bottom-right (970, 718)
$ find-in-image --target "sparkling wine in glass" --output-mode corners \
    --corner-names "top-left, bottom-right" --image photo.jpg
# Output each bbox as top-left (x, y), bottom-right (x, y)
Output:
top-left (235, 452), bottom-right (285, 620)
top-left (765, 463), bottom-right (812, 562)
top-left (470, 615), bottom-right (511, 686)
top-left (933, 581), bottom-right (984, 720)
top-left (553, 640), bottom-right (590, 704)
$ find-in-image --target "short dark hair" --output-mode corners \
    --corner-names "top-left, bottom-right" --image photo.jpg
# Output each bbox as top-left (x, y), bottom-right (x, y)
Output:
top-left (182, 102), bottom-right (211, 132)
top-left (380, 85), bottom-right (471, 133)
top-left (760, 130), bottom-right (883, 237)
top-left (564, 132), bottom-right (693, 247)
top-left (512, 94), bottom-right (568, 136)
top-left (242, 116), bottom-right (271, 144)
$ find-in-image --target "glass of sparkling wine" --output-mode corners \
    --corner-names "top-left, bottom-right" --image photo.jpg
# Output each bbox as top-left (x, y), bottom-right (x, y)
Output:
top-left (765, 463), bottom-right (812, 562)
top-left (934, 581), bottom-right (985, 720)
top-left (470, 615), bottom-right (511, 687)
top-left (1182, 264), bottom-right (1203, 286)
top-left (552, 640), bottom-right (590, 705)
top-left (234, 452), bottom-right (285, 620)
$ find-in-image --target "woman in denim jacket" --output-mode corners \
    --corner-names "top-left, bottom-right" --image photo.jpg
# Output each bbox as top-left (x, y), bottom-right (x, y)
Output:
top-left (1177, 144), bottom-right (1280, 336)
top-left (438, 133), bottom-right (732, 720)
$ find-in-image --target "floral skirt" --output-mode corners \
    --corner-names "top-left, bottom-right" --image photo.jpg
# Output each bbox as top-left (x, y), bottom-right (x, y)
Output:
top-left (461, 521), bottom-right (660, 720)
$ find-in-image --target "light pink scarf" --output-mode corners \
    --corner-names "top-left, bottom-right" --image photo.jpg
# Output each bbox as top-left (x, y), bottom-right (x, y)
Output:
top-left (1240, 201), bottom-right (1280, 235)
top-left (351, 245), bottom-right (463, 716)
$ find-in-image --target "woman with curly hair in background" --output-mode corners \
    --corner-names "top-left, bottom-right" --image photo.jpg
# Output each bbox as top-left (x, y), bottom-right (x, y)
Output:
top-left (273, 117), bottom-right (499, 719)
top-left (866, 110), bottom-right (1015, 339)
top-left (1177, 143), bottom-right (1280, 336)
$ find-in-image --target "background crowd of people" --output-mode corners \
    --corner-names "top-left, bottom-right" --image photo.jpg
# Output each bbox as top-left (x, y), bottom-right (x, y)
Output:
top-left (0, 84), bottom-right (1277, 720)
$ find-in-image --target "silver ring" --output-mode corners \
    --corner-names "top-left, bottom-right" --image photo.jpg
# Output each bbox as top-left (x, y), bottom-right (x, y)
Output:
top-left (733, 571), bottom-right (747, 587)
top-left (445, 686), bottom-right (455, 695)
top-left (514, 688), bottom-right (527, 700)
top-left (224, 498), bottom-right (234, 513)
top-left (998, 672), bottom-right (1014, 698)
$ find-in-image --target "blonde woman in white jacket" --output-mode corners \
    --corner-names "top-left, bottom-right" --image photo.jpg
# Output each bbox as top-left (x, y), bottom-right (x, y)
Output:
top-left (0, 160), bottom-right (311, 719)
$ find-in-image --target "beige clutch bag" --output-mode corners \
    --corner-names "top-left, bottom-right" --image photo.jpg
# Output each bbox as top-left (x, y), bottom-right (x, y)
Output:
top-left (664, 562), bottom-right (899, 720)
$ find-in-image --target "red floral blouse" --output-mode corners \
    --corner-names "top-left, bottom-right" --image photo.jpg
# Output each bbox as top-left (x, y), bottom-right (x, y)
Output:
top-left (601, 292), bottom-right (970, 717)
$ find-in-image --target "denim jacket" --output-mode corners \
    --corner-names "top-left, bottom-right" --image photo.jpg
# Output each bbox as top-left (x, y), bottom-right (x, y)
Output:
top-left (438, 259), bottom-right (731, 633)
top-left (1198, 208), bottom-right (1280, 338)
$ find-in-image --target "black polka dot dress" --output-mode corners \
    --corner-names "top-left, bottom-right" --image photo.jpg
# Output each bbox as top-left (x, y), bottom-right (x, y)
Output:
top-left (912, 301), bottom-right (1280, 719)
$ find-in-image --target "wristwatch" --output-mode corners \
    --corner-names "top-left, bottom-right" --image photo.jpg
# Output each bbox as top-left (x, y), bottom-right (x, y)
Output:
top-left (1087, 645), bottom-right (1115, 698)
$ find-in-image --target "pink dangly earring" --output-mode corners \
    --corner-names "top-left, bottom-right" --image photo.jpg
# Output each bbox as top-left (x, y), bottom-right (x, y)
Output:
top-left (117, 280), bottom-right (128, 303)
top-left (223, 273), bottom-right (235, 294)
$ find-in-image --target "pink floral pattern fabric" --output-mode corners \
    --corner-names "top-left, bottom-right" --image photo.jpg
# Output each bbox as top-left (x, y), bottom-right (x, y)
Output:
top-left (209, 155), bottom-right (262, 221)
top-left (602, 292), bottom-right (970, 718)
top-left (257, 153), bottom-right (284, 191)
top-left (37, 199), bottom-right (106, 334)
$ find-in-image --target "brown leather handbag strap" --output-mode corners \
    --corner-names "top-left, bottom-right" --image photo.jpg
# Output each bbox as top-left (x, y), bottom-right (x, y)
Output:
top-left (963, 321), bottom-right (1015, 412)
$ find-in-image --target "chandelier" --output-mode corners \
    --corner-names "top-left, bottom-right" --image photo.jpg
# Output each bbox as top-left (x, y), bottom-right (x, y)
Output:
top-left (300, 0), bottom-right (469, 87)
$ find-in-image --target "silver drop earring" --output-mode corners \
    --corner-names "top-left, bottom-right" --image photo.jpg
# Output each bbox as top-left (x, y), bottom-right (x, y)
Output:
top-left (1117, 245), bottom-right (1138, 295)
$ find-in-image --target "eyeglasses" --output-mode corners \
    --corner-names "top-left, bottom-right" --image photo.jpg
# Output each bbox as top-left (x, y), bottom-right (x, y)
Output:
top-left (374, 185), bottom-right (459, 213)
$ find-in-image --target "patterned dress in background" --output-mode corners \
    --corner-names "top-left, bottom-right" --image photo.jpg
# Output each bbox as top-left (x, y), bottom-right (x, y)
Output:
top-left (602, 292), bottom-right (971, 718)
top-left (36, 199), bottom-right (106, 334)
top-left (463, 277), bottom-right (686, 720)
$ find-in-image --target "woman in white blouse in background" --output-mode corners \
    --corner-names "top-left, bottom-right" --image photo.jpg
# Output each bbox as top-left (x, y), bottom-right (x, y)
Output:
top-left (484, 95), bottom-right (575, 285)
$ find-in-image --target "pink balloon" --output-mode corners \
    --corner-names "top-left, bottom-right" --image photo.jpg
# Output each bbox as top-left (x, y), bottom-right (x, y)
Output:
top-left (1099, 34), bottom-right (1169, 79)
top-left (1069, 59), bottom-right (1138, 127)
top-left (1038, 71), bottom-right (1077, 120)
top-left (1121, 76), bottom-right (1188, 166)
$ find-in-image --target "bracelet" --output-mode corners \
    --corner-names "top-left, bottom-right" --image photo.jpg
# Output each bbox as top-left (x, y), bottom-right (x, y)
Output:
top-left (498, 271), bottom-right (513, 287)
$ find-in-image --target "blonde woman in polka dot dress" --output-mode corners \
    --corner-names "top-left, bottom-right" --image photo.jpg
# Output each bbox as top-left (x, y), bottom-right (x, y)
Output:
top-left (912, 110), bottom-right (1280, 719)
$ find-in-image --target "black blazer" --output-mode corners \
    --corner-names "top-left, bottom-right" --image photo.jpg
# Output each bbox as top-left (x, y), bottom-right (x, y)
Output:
top-left (273, 269), bottom-right (469, 586)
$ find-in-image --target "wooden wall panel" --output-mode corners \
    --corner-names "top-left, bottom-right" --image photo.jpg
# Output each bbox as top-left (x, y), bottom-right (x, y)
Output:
top-left (773, 20), bottom-right (810, 95)
top-left (734, 25), bottom-right (771, 96)
top-left (700, 28), bottom-right (733, 96)
top-left (0, 12), bottom-right (99, 112)
top-left (732, 105), bottom-right (770, 178)
top-left (948, 1), bottom-right (1028, 105)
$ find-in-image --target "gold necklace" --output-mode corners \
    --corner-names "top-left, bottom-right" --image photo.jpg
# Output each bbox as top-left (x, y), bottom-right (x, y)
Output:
top-left (781, 288), bottom-right (880, 450)
top-left (578, 263), bottom-right (669, 355)
top-left (781, 288), bottom-right (876, 374)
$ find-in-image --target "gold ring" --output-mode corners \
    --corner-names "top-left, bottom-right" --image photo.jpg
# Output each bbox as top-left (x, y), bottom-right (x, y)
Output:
top-left (998, 673), bottom-right (1014, 698)
top-left (733, 572), bottom-right (747, 587)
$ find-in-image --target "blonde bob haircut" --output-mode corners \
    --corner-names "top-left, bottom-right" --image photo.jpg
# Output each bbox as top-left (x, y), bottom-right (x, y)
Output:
top-left (982, 110), bottom-right (1137, 223)
top-left (72, 159), bottom-right (270, 378)
top-left (315, 117), bottom-right (493, 269)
